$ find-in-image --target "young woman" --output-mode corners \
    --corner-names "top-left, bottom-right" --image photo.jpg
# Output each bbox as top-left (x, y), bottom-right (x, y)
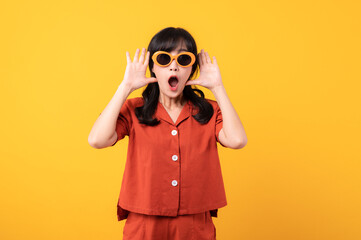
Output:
top-left (88, 27), bottom-right (247, 240)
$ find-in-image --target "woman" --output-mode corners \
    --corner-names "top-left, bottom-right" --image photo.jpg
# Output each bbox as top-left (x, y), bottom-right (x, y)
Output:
top-left (88, 27), bottom-right (247, 240)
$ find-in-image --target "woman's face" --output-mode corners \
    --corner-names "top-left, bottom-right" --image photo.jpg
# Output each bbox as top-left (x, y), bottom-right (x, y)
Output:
top-left (151, 42), bottom-right (193, 99)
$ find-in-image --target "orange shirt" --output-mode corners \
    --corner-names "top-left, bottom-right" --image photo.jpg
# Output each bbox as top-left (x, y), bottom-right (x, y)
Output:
top-left (113, 97), bottom-right (227, 221)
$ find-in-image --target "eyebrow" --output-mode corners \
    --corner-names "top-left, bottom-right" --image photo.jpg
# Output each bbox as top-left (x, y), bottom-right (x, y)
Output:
top-left (176, 48), bottom-right (188, 53)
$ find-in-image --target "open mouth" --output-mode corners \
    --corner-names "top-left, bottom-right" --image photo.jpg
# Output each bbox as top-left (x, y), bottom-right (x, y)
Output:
top-left (168, 76), bottom-right (179, 90)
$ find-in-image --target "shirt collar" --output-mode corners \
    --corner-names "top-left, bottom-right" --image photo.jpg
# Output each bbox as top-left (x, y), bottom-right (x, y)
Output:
top-left (156, 99), bottom-right (193, 126)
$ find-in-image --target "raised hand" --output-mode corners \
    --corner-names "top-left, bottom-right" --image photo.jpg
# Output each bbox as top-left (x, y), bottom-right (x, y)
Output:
top-left (121, 48), bottom-right (157, 92)
top-left (185, 49), bottom-right (224, 91)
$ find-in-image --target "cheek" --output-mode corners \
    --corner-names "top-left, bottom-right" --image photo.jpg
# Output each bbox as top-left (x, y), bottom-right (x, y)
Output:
top-left (152, 66), bottom-right (163, 78)
top-left (183, 68), bottom-right (193, 80)
top-left (152, 69), bottom-right (167, 85)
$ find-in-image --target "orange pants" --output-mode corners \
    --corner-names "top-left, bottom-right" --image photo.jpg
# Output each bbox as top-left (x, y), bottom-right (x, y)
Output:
top-left (122, 211), bottom-right (216, 240)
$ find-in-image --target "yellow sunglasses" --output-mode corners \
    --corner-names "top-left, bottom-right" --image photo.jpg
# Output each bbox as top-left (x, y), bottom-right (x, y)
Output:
top-left (152, 51), bottom-right (196, 67)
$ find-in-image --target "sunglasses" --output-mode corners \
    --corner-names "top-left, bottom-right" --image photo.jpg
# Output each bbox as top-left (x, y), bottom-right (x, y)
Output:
top-left (152, 51), bottom-right (196, 67)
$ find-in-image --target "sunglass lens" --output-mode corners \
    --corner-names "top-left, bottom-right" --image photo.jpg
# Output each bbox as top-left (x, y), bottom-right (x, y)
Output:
top-left (178, 54), bottom-right (192, 66)
top-left (156, 54), bottom-right (171, 65)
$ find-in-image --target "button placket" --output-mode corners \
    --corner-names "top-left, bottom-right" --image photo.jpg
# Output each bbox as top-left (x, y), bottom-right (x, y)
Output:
top-left (171, 128), bottom-right (179, 187)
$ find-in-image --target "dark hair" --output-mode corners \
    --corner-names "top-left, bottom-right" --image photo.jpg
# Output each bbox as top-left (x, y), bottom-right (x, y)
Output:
top-left (135, 27), bottom-right (214, 126)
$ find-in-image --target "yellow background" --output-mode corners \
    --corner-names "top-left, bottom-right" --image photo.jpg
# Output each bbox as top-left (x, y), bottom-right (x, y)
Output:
top-left (1, 0), bottom-right (360, 239)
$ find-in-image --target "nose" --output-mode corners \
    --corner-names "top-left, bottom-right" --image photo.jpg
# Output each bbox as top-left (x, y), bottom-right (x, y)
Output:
top-left (169, 59), bottom-right (179, 71)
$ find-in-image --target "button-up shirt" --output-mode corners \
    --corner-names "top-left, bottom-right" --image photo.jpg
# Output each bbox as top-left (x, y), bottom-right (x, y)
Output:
top-left (113, 97), bottom-right (227, 221)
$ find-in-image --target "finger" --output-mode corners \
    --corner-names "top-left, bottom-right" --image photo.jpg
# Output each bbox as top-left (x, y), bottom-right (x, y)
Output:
top-left (144, 50), bottom-right (150, 66)
top-left (133, 48), bottom-right (140, 63)
top-left (212, 56), bottom-right (217, 65)
top-left (139, 48), bottom-right (146, 64)
top-left (197, 52), bottom-right (203, 66)
top-left (126, 51), bottom-right (131, 64)
top-left (201, 49), bottom-right (207, 64)
top-left (205, 51), bottom-right (212, 63)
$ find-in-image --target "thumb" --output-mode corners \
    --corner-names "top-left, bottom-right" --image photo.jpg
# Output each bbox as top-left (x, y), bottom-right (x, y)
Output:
top-left (147, 77), bottom-right (158, 84)
top-left (186, 79), bottom-right (201, 86)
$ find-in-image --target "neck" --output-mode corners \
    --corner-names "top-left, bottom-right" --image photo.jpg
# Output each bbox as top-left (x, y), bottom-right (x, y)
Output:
top-left (159, 92), bottom-right (186, 110)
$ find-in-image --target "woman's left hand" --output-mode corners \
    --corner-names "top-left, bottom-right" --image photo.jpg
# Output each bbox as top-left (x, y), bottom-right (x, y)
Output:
top-left (185, 49), bottom-right (224, 91)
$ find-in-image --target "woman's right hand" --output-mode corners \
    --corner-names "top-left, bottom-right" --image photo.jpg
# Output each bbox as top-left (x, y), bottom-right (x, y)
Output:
top-left (121, 48), bottom-right (157, 92)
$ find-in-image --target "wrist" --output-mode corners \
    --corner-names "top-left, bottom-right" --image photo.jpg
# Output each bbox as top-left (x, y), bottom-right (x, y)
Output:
top-left (118, 82), bottom-right (133, 96)
top-left (210, 84), bottom-right (225, 93)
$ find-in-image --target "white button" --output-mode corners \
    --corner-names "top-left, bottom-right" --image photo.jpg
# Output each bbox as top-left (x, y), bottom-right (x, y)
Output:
top-left (172, 180), bottom-right (178, 186)
top-left (172, 155), bottom-right (178, 161)
top-left (171, 130), bottom-right (177, 135)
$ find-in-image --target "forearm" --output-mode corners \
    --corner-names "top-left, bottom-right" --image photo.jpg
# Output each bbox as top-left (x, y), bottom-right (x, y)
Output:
top-left (211, 85), bottom-right (248, 146)
top-left (88, 83), bottom-right (132, 148)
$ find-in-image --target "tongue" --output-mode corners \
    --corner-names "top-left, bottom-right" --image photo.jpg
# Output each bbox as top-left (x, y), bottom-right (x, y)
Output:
top-left (169, 78), bottom-right (178, 87)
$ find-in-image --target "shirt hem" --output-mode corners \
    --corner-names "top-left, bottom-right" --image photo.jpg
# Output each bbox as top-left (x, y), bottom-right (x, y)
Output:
top-left (117, 200), bottom-right (227, 221)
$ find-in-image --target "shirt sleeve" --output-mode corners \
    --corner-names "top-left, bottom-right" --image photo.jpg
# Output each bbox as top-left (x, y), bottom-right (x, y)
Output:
top-left (215, 102), bottom-right (226, 147)
top-left (111, 99), bottom-right (132, 146)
